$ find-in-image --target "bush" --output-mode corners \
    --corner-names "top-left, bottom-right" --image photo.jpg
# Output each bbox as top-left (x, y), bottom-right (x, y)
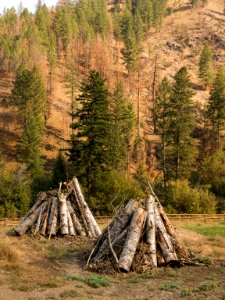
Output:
top-left (0, 168), bottom-right (31, 218)
top-left (87, 170), bottom-right (144, 215)
top-left (200, 150), bottom-right (225, 197)
top-left (164, 180), bottom-right (216, 214)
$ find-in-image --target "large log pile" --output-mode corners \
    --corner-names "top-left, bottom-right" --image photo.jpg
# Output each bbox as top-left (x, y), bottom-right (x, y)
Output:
top-left (87, 195), bottom-right (191, 273)
top-left (14, 178), bottom-right (101, 238)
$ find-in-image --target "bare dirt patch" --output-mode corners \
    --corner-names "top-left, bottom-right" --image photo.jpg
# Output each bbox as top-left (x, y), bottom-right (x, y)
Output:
top-left (0, 225), bottom-right (224, 300)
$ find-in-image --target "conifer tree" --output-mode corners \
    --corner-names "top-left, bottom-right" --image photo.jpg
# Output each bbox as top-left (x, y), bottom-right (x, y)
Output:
top-left (206, 67), bottom-right (225, 148)
top-left (52, 151), bottom-right (67, 186)
top-left (69, 71), bottom-right (111, 193)
top-left (12, 66), bottom-right (46, 175)
top-left (109, 84), bottom-right (135, 171)
top-left (199, 43), bottom-right (213, 88)
top-left (169, 67), bottom-right (196, 179)
top-left (154, 77), bottom-right (172, 186)
top-left (47, 33), bottom-right (57, 94)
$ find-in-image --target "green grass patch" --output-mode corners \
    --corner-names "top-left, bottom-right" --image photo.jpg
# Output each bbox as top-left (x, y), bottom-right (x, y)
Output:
top-left (183, 223), bottom-right (225, 237)
top-left (193, 282), bottom-right (218, 292)
top-left (64, 274), bottom-right (110, 288)
top-left (181, 289), bottom-right (192, 297)
top-left (160, 282), bottom-right (180, 291)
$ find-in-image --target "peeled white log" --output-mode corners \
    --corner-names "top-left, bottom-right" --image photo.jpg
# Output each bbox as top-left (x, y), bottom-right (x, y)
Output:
top-left (145, 196), bottom-right (157, 267)
top-left (118, 207), bottom-right (146, 272)
top-left (72, 189), bottom-right (90, 235)
top-left (34, 201), bottom-right (48, 235)
top-left (67, 210), bottom-right (76, 236)
top-left (92, 199), bottom-right (138, 263)
top-left (15, 204), bottom-right (43, 235)
top-left (159, 205), bottom-right (189, 258)
top-left (73, 178), bottom-right (101, 237)
top-left (154, 205), bottom-right (175, 254)
top-left (49, 200), bottom-right (58, 236)
top-left (159, 243), bottom-right (179, 265)
top-left (67, 201), bottom-right (86, 236)
top-left (41, 199), bottom-right (52, 236)
top-left (58, 192), bottom-right (69, 235)
top-left (47, 197), bottom-right (57, 236)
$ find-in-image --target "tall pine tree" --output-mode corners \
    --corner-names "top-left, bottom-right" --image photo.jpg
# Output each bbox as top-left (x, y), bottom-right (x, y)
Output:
top-left (206, 67), bottom-right (225, 148)
top-left (109, 84), bottom-right (135, 171)
top-left (154, 76), bottom-right (172, 186)
top-left (69, 70), bottom-right (111, 193)
top-left (12, 66), bottom-right (46, 175)
top-left (169, 67), bottom-right (196, 180)
top-left (199, 43), bottom-right (213, 88)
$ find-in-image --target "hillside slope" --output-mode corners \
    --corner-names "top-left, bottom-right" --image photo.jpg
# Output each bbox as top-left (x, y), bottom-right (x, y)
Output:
top-left (0, 0), bottom-right (225, 171)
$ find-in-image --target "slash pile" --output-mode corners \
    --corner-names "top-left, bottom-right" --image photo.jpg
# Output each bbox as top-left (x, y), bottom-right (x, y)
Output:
top-left (14, 177), bottom-right (101, 238)
top-left (87, 195), bottom-right (191, 273)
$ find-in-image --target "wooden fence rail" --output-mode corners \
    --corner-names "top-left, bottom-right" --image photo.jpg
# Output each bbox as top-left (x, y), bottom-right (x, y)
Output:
top-left (1, 214), bottom-right (224, 226)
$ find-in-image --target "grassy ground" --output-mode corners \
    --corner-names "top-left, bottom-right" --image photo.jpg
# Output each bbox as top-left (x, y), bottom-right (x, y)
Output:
top-left (0, 223), bottom-right (225, 300)
top-left (174, 220), bottom-right (225, 237)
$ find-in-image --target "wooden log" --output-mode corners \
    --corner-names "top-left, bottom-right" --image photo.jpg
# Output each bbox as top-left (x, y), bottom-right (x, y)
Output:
top-left (118, 207), bottom-right (146, 272)
top-left (34, 201), bottom-right (48, 235)
top-left (145, 196), bottom-right (157, 267)
top-left (67, 210), bottom-right (76, 236)
top-left (49, 200), bottom-right (58, 237)
top-left (14, 204), bottom-right (43, 236)
top-left (92, 199), bottom-right (138, 263)
top-left (159, 243), bottom-right (180, 267)
top-left (156, 247), bottom-right (165, 266)
top-left (41, 199), bottom-right (52, 236)
top-left (158, 204), bottom-right (189, 258)
top-left (58, 192), bottom-right (69, 235)
top-left (67, 201), bottom-right (86, 236)
top-left (47, 197), bottom-right (57, 236)
top-left (154, 205), bottom-right (175, 254)
top-left (21, 192), bottom-right (48, 222)
top-left (73, 178), bottom-right (101, 237)
top-left (72, 189), bottom-right (90, 235)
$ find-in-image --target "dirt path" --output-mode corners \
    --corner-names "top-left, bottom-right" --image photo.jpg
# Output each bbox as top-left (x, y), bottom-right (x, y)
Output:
top-left (0, 226), bottom-right (224, 300)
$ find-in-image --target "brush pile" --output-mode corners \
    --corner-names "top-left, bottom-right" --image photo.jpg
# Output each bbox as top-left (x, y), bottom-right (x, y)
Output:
top-left (14, 177), bottom-right (101, 238)
top-left (87, 193), bottom-right (191, 273)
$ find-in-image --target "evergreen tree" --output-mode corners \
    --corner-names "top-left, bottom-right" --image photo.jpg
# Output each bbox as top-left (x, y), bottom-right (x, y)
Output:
top-left (52, 151), bottom-right (67, 186)
top-left (12, 66), bottom-right (46, 175)
top-left (169, 67), bottom-right (196, 179)
top-left (69, 70), bottom-right (111, 193)
top-left (109, 84), bottom-right (135, 171)
top-left (47, 33), bottom-right (57, 94)
top-left (199, 43), bottom-right (213, 88)
top-left (154, 76), bottom-right (172, 186)
top-left (206, 67), bottom-right (225, 148)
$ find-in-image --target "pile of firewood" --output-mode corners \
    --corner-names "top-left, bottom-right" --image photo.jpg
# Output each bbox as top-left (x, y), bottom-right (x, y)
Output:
top-left (87, 193), bottom-right (190, 273)
top-left (14, 178), bottom-right (101, 238)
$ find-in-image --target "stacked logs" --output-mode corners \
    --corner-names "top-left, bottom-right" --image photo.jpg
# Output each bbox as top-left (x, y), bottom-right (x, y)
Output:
top-left (87, 195), bottom-right (190, 273)
top-left (14, 178), bottom-right (101, 238)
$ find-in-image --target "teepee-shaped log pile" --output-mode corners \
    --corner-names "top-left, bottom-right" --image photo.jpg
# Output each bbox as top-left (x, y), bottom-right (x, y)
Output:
top-left (87, 194), bottom-right (190, 273)
top-left (14, 178), bottom-right (101, 238)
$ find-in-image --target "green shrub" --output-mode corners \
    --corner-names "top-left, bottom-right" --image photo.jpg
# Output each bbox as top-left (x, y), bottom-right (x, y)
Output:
top-left (88, 170), bottom-right (144, 215)
top-left (164, 180), bottom-right (216, 214)
top-left (0, 168), bottom-right (31, 218)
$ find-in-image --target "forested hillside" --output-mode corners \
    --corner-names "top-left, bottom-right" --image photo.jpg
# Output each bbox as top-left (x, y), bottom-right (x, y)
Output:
top-left (0, 0), bottom-right (225, 217)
